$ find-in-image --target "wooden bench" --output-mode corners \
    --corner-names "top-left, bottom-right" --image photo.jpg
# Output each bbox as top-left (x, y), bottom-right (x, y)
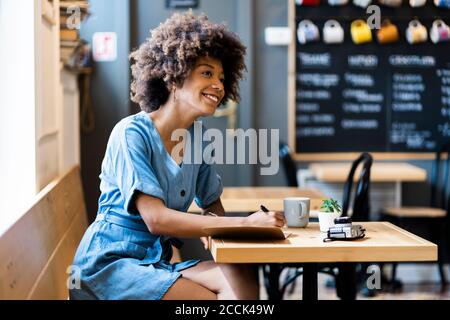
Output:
top-left (0, 166), bottom-right (89, 299)
top-left (0, 165), bottom-right (181, 299)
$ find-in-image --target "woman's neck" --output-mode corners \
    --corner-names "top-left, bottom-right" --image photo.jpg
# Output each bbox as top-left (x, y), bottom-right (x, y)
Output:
top-left (148, 101), bottom-right (198, 165)
top-left (149, 101), bottom-right (196, 141)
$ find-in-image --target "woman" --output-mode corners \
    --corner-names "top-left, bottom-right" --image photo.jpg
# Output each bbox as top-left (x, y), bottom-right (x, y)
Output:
top-left (70, 11), bottom-right (285, 300)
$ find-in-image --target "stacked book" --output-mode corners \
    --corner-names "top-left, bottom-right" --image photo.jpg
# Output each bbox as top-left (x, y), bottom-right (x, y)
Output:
top-left (60, 0), bottom-right (90, 69)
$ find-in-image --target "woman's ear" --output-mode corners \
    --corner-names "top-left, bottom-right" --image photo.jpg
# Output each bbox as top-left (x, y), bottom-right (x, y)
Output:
top-left (166, 82), bottom-right (175, 92)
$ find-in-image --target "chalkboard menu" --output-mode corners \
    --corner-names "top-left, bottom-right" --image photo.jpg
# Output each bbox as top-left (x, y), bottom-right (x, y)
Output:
top-left (291, 1), bottom-right (450, 157)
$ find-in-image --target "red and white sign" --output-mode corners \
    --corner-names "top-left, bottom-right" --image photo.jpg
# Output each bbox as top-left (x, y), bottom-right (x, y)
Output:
top-left (93, 32), bottom-right (117, 62)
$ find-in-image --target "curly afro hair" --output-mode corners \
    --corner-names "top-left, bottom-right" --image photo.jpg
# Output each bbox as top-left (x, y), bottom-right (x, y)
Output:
top-left (129, 11), bottom-right (247, 112)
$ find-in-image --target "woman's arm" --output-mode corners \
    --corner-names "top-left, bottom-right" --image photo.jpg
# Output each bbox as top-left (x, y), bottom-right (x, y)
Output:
top-left (135, 193), bottom-right (284, 238)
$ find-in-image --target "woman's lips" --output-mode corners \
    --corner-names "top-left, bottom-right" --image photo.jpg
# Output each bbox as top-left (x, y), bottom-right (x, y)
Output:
top-left (202, 93), bottom-right (220, 105)
top-left (202, 93), bottom-right (219, 103)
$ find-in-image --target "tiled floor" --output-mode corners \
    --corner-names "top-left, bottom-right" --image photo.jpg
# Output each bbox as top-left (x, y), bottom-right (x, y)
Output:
top-left (259, 268), bottom-right (450, 300)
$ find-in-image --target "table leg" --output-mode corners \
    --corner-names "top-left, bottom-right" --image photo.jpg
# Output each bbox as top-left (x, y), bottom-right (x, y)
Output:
top-left (302, 263), bottom-right (318, 301)
top-left (263, 264), bottom-right (283, 300)
top-left (336, 263), bottom-right (357, 300)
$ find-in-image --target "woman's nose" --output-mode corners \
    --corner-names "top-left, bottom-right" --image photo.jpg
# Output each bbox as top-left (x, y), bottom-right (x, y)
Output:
top-left (211, 82), bottom-right (224, 93)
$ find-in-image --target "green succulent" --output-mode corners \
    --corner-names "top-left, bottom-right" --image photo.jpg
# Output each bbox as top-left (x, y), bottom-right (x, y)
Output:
top-left (320, 198), bottom-right (342, 213)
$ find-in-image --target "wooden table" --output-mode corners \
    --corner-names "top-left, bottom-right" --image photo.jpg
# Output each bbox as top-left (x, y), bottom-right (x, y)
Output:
top-left (188, 187), bottom-right (326, 213)
top-left (209, 222), bottom-right (437, 300)
top-left (306, 162), bottom-right (427, 207)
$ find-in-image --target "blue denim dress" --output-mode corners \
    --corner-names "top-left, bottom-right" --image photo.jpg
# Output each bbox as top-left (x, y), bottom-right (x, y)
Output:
top-left (69, 111), bottom-right (223, 300)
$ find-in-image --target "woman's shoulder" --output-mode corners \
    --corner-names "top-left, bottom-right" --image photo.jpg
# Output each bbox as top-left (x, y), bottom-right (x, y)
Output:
top-left (109, 111), bottom-right (153, 140)
top-left (103, 111), bottom-right (156, 152)
top-left (114, 111), bottom-right (150, 131)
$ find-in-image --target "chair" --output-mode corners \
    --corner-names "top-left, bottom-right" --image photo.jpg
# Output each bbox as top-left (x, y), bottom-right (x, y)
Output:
top-left (341, 152), bottom-right (373, 221)
top-left (279, 143), bottom-right (373, 221)
top-left (275, 146), bottom-right (373, 299)
top-left (380, 143), bottom-right (450, 289)
top-left (335, 152), bottom-right (373, 299)
top-left (279, 142), bottom-right (298, 187)
top-left (273, 143), bottom-right (316, 297)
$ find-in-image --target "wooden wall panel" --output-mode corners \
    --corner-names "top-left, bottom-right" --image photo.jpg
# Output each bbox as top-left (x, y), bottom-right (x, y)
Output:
top-left (0, 166), bottom-right (88, 299)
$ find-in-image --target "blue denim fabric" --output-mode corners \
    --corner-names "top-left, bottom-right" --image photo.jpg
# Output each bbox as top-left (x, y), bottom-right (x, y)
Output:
top-left (70, 111), bottom-right (223, 300)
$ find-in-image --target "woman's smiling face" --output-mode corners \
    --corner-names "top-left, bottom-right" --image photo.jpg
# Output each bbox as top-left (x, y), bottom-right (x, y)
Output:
top-left (175, 56), bottom-right (225, 117)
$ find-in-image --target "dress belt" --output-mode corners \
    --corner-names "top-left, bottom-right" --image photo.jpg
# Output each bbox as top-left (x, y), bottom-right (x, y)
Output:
top-left (95, 211), bottom-right (184, 249)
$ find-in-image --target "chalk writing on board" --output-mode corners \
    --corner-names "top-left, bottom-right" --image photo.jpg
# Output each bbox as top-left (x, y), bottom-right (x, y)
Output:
top-left (297, 114), bottom-right (335, 124)
top-left (344, 73), bottom-right (375, 87)
top-left (343, 103), bottom-right (382, 113)
top-left (392, 83), bottom-right (425, 91)
top-left (437, 69), bottom-right (450, 77)
top-left (393, 92), bottom-right (421, 101)
top-left (298, 53), bottom-right (331, 67)
top-left (438, 123), bottom-right (450, 137)
top-left (393, 74), bottom-right (423, 82)
top-left (342, 89), bottom-right (384, 103)
top-left (440, 108), bottom-right (450, 118)
top-left (391, 73), bottom-right (424, 115)
top-left (341, 119), bottom-right (379, 130)
top-left (297, 103), bottom-right (320, 112)
top-left (348, 55), bottom-right (378, 68)
top-left (297, 73), bottom-right (339, 87)
top-left (298, 127), bottom-right (335, 137)
top-left (390, 130), bottom-right (435, 150)
top-left (391, 121), bottom-right (435, 150)
top-left (389, 55), bottom-right (436, 67)
top-left (438, 68), bottom-right (450, 138)
top-left (442, 86), bottom-right (450, 96)
top-left (392, 103), bottom-right (423, 112)
top-left (297, 90), bottom-right (331, 100)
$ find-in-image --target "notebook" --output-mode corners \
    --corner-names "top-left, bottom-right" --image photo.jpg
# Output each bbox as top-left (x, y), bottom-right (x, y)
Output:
top-left (202, 226), bottom-right (291, 240)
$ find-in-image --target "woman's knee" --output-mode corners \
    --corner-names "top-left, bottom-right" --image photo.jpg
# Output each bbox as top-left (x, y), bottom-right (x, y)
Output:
top-left (218, 263), bottom-right (260, 299)
top-left (180, 261), bottom-right (259, 300)
top-left (221, 263), bottom-right (259, 283)
top-left (162, 277), bottom-right (217, 300)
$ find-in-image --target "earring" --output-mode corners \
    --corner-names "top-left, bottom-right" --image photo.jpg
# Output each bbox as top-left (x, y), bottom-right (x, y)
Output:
top-left (173, 87), bottom-right (176, 102)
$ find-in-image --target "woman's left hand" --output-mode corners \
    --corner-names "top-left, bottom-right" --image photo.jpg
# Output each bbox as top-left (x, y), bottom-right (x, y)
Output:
top-left (200, 236), bottom-right (210, 250)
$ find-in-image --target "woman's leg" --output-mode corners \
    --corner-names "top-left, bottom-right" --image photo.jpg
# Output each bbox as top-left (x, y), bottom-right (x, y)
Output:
top-left (180, 261), bottom-right (260, 300)
top-left (162, 277), bottom-right (217, 300)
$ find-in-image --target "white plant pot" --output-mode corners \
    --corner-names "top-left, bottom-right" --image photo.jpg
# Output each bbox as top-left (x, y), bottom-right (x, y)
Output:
top-left (318, 211), bottom-right (341, 232)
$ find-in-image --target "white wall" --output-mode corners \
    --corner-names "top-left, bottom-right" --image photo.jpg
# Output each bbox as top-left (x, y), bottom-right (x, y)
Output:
top-left (35, 0), bottom-right (61, 190)
top-left (0, 0), bottom-right (79, 234)
top-left (60, 68), bottom-right (81, 171)
top-left (0, 0), bottom-right (38, 232)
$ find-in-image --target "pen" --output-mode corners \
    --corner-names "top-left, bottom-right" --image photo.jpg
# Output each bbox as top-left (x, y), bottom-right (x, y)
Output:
top-left (260, 205), bottom-right (269, 214)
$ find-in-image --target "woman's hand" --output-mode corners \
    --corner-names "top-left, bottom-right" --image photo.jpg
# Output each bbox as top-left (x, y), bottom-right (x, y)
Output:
top-left (245, 210), bottom-right (285, 227)
top-left (200, 236), bottom-right (210, 250)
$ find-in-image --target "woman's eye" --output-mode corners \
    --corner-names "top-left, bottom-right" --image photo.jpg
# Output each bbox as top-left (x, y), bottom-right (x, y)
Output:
top-left (220, 78), bottom-right (225, 83)
top-left (202, 71), bottom-right (212, 77)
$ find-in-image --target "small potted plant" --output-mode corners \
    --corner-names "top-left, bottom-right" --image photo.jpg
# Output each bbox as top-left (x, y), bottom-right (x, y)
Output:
top-left (318, 198), bottom-right (342, 232)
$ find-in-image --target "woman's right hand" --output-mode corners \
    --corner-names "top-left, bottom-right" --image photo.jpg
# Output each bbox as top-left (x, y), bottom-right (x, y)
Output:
top-left (245, 210), bottom-right (285, 228)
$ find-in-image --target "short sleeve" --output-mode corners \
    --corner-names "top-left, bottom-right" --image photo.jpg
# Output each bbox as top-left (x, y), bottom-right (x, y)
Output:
top-left (194, 162), bottom-right (223, 209)
top-left (117, 125), bottom-right (165, 214)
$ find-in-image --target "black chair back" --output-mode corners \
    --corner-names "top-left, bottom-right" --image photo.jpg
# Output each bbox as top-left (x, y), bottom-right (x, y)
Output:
top-left (279, 142), bottom-right (298, 187)
top-left (431, 142), bottom-right (450, 211)
top-left (342, 152), bottom-right (373, 221)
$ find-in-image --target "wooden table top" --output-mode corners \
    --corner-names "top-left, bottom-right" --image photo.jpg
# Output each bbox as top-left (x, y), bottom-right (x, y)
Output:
top-left (188, 187), bottom-right (327, 213)
top-left (308, 162), bottom-right (427, 182)
top-left (209, 222), bottom-right (437, 263)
